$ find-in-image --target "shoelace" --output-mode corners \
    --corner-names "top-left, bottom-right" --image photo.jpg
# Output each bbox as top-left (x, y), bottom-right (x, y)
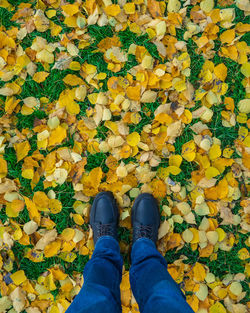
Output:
top-left (134, 225), bottom-right (153, 239)
top-left (96, 223), bottom-right (115, 237)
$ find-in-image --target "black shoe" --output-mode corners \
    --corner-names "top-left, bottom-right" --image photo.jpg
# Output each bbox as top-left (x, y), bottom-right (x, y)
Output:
top-left (132, 193), bottom-right (160, 244)
top-left (90, 191), bottom-right (119, 245)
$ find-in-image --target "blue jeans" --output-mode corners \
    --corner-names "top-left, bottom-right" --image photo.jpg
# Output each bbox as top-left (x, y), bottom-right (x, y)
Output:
top-left (66, 236), bottom-right (194, 313)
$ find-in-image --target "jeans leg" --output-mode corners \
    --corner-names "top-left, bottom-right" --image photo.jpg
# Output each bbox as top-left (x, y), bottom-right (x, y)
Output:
top-left (66, 236), bottom-right (123, 313)
top-left (130, 238), bottom-right (194, 313)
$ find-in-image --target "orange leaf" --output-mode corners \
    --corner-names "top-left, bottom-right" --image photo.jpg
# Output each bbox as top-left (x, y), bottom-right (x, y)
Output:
top-left (220, 29), bottom-right (235, 44)
top-left (14, 141), bottom-right (31, 162)
top-left (126, 85), bottom-right (141, 100)
top-left (147, 0), bottom-right (162, 18)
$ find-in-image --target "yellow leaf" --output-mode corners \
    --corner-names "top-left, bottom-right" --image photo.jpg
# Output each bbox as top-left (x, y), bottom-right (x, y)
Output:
top-left (48, 126), bottom-right (67, 147)
top-left (229, 281), bottom-right (242, 296)
top-left (121, 271), bottom-right (130, 291)
top-left (46, 9), bottom-right (56, 18)
top-left (63, 74), bottom-right (84, 86)
top-left (49, 268), bottom-right (67, 281)
top-left (64, 16), bottom-right (77, 27)
top-left (195, 283), bottom-right (208, 301)
top-left (116, 165), bottom-right (128, 178)
top-left (88, 167), bottom-right (103, 188)
top-left (209, 302), bottom-right (226, 313)
top-left (61, 4), bottom-right (79, 16)
top-left (237, 112), bottom-right (247, 123)
top-left (44, 241), bottom-right (61, 258)
top-left (166, 165), bottom-right (181, 175)
top-left (10, 270), bottom-right (27, 285)
top-left (238, 248), bottom-right (249, 260)
top-left (24, 196), bottom-right (40, 223)
top-left (209, 144), bottom-right (221, 160)
top-left (5, 97), bottom-right (20, 114)
top-left (142, 55), bottom-right (154, 69)
top-left (169, 155), bottom-right (182, 167)
top-left (126, 132), bottom-right (140, 147)
top-left (182, 229), bottom-right (193, 243)
top-left (206, 230), bottom-right (219, 245)
top-left (183, 151), bottom-right (196, 162)
top-left (6, 199), bottom-right (24, 217)
top-left (59, 252), bottom-right (77, 262)
top-left (0, 0), bottom-right (12, 9)
top-left (33, 71), bottom-right (49, 83)
top-left (69, 61), bottom-right (81, 71)
top-left (49, 199), bottom-right (62, 214)
top-left (0, 156), bottom-right (7, 178)
top-left (61, 241), bottom-right (76, 252)
top-left (75, 85), bottom-right (87, 101)
top-left (72, 213), bottom-right (84, 225)
top-left (141, 90), bottom-right (157, 103)
top-left (21, 168), bottom-right (34, 180)
top-left (189, 228), bottom-right (199, 244)
top-left (96, 72), bottom-right (107, 80)
top-left (37, 49), bottom-right (54, 63)
top-left (104, 4), bottom-right (121, 16)
top-left (195, 88), bottom-right (207, 101)
top-left (158, 220), bottom-right (170, 239)
top-left (50, 22), bottom-right (62, 36)
top-left (87, 141), bottom-right (100, 154)
top-left (155, 113), bottom-right (173, 125)
top-left (238, 99), bottom-right (250, 113)
top-left (205, 166), bottom-right (220, 179)
top-left (126, 85), bottom-right (141, 100)
top-left (147, 0), bottom-right (162, 18)
top-left (49, 305), bottom-right (60, 313)
top-left (124, 3), bottom-right (135, 14)
top-left (79, 246), bottom-right (89, 255)
top-left (167, 0), bottom-right (181, 12)
top-left (61, 228), bottom-right (75, 241)
top-left (193, 262), bottom-right (206, 281)
top-left (34, 9), bottom-right (50, 32)
top-left (182, 140), bottom-right (196, 161)
top-left (220, 29), bottom-right (235, 44)
top-left (216, 228), bottom-right (226, 242)
top-left (44, 273), bottom-right (57, 291)
top-left (241, 62), bottom-right (250, 77)
top-left (200, 0), bottom-right (214, 13)
top-left (66, 100), bottom-right (80, 115)
top-left (214, 63), bottom-right (227, 81)
top-left (14, 141), bottom-right (31, 162)
top-left (223, 147), bottom-right (234, 158)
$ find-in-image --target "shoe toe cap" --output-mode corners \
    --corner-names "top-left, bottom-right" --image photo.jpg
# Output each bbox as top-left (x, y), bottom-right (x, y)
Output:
top-left (133, 194), bottom-right (159, 225)
top-left (91, 192), bottom-right (118, 224)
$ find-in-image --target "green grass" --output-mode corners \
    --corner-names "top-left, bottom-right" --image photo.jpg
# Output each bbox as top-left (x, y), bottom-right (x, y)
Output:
top-left (20, 70), bottom-right (67, 102)
top-left (0, 7), bottom-right (15, 29)
top-left (85, 152), bottom-right (108, 172)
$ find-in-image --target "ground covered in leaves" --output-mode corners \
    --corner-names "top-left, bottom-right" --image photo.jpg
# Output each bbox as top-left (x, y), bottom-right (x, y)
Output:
top-left (0, 0), bottom-right (249, 312)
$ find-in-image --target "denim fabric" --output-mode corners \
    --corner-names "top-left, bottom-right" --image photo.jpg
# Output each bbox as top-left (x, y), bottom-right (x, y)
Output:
top-left (66, 236), bottom-right (194, 313)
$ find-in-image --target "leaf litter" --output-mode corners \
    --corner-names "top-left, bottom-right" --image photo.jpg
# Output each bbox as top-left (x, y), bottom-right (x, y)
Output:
top-left (0, 0), bottom-right (249, 312)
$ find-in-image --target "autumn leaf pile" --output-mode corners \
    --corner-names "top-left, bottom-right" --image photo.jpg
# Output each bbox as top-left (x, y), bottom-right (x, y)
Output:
top-left (0, 0), bottom-right (249, 312)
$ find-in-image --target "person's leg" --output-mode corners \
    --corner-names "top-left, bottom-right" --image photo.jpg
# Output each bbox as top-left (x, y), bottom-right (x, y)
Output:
top-left (130, 193), bottom-right (194, 313)
top-left (66, 236), bottom-right (123, 313)
top-left (130, 238), bottom-right (194, 313)
top-left (66, 192), bottom-right (123, 313)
